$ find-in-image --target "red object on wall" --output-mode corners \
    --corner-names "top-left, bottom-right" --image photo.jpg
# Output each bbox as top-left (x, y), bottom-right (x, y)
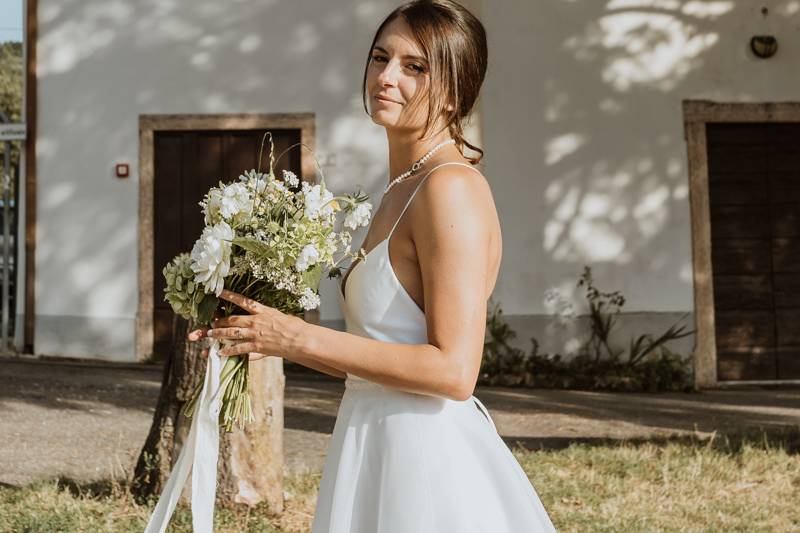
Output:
top-left (115, 163), bottom-right (129, 178)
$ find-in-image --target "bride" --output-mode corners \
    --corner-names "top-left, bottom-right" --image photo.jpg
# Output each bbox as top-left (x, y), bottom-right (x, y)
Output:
top-left (189, 0), bottom-right (556, 530)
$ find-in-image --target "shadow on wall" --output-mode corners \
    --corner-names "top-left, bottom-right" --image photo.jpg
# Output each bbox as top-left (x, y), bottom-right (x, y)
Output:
top-left (305, 0), bottom-right (745, 357)
top-left (33, 0), bottom-right (399, 359)
top-left (483, 1), bottom-right (795, 321)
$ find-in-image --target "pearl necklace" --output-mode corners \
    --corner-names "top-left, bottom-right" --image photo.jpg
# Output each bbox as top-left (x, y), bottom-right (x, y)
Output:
top-left (383, 139), bottom-right (456, 194)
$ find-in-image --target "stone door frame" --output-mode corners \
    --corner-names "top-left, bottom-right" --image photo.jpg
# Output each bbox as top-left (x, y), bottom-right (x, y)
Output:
top-left (136, 113), bottom-right (315, 361)
top-left (683, 100), bottom-right (800, 388)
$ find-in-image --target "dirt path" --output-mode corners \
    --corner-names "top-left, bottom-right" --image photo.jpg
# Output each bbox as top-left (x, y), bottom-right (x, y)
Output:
top-left (1, 356), bottom-right (798, 486)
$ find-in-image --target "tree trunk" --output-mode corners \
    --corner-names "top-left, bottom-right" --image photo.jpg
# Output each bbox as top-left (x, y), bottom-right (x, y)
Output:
top-left (131, 314), bottom-right (285, 514)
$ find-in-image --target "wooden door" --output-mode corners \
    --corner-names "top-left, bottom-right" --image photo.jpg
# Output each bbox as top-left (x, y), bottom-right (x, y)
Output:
top-left (152, 129), bottom-right (302, 360)
top-left (708, 123), bottom-right (800, 380)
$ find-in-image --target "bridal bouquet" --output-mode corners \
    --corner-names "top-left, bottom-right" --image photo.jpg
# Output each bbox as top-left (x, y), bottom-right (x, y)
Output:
top-left (162, 133), bottom-right (372, 432)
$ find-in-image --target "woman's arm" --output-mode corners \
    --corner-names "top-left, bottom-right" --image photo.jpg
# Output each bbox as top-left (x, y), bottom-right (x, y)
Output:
top-left (285, 166), bottom-right (495, 401)
top-left (194, 326), bottom-right (349, 378)
top-left (286, 353), bottom-right (347, 379)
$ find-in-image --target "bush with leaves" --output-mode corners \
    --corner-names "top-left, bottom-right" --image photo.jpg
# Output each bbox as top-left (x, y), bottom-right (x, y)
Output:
top-left (479, 266), bottom-right (695, 392)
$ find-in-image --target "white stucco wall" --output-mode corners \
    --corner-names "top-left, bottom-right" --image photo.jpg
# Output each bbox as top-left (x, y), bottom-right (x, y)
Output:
top-left (479, 0), bottom-right (800, 356)
top-left (33, 0), bottom-right (799, 361)
top-left (34, 0), bottom-right (410, 360)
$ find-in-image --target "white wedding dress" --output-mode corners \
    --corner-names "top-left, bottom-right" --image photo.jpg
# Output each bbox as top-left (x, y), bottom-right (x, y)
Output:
top-left (311, 162), bottom-right (556, 532)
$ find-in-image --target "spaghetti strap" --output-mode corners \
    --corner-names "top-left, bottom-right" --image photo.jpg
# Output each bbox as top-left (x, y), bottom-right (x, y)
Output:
top-left (387, 162), bottom-right (483, 239)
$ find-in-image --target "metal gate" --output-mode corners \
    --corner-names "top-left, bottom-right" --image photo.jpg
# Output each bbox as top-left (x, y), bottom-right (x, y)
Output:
top-left (0, 114), bottom-right (21, 353)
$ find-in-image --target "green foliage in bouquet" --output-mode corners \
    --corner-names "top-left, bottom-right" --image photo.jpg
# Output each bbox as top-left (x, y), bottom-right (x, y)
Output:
top-left (163, 254), bottom-right (219, 325)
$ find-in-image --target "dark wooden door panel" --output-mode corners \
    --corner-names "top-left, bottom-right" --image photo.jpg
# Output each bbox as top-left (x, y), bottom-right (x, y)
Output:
top-left (777, 347), bottom-right (800, 379)
top-left (706, 123), bottom-right (770, 145)
top-left (710, 205), bottom-right (770, 239)
top-left (769, 149), bottom-right (800, 172)
top-left (772, 239), bottom-right (800, 273)
top-left (769, 173), bottom-right (800, 203)
top-left (771, 205), bottom-right (800, 237)
top-left (709, 179), bottom-right (768, 206)
top-left (706, 145), bottom-right (766, 173)
top-left (152, 128), bottom-right (303, 360)
top-left (711, 239), bottom-right (771, 274)
top-left (776, 309), bottom-right (800, 345)
top-left (714, 310), bottom-right (775, 350)
top-left (773, 273), bottom-right (800, 307)
top-left (708, 122), bottom-right (800, 381)
top-left (717, 348), bottom-right (777, 381)
top-left (712, 275), bottom-right (773, 310)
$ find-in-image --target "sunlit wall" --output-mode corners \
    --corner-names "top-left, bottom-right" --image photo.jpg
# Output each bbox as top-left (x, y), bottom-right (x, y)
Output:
top-left (481, 0), bottom-right (799, 355)
top-left (33, 0), bottom-right (799, 360)
top-left (34, 0), bottom-right (405, 359)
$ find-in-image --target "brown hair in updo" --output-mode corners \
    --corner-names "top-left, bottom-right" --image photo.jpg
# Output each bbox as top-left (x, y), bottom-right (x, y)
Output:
top-left (361, 0), bottom-right (488, 165)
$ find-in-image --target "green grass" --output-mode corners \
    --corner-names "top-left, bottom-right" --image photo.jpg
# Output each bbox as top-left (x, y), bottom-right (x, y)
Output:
top-left (2, 429), bottom-right (798, 532)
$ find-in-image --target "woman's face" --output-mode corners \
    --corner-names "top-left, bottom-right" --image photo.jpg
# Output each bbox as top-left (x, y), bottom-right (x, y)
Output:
top-left (366, 17), bottom-right (433, 133)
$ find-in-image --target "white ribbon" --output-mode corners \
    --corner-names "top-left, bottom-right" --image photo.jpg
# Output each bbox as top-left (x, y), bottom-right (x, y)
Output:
top-left (144, 339), bottom-right (229, 533)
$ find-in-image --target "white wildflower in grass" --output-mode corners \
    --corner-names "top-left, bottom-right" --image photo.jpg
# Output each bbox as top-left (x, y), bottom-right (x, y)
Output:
top-left (344, 201), bottom-right (372, 230)
top-left (164, 132), bottom-right (372, 431)
top-left (190, 221), bottom-right (234, 297)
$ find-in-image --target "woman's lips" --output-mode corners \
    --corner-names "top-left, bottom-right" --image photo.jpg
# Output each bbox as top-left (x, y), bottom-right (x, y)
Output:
top-left (375, 94), bottom-right (400, 104)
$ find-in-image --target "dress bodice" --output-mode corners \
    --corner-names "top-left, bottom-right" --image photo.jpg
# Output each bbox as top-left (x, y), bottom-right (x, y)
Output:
top-left (337, 162), bottom-right (484, 389)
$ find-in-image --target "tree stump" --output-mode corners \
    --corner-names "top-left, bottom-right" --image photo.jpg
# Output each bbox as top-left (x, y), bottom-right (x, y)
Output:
top-left (131, 314), bottom-right (284, 514)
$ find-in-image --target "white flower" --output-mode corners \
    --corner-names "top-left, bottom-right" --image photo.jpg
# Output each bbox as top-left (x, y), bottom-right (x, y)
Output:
top-left (202, 182), bottom-right (253, 226)
top-left (344, 202), bottom-right (372, 230)
top-left (190, 221), bottom-right (235, 296)
top-left (282, 169), bottom-right (300, 188)
top-left (295, 243), bottom-right (320, 271)
top-left (220, 182), bottom-right (254, 222)
top-left (201, 187), bottom-right (222, 225)
top-left (241, 169), bottom-right (268, 195)
top-left (299, 287), bottom-right (321, 310)
top-left (303, 184), bottom-right (335, 220)
top-left (270, 179), bottom-right (288, 195)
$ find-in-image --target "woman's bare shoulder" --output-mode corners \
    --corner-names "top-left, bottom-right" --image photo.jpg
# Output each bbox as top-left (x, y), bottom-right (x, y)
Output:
top-left (415, 163), bottom-right (496, 220)
top-left (409, 162), bottom-right (499, 246)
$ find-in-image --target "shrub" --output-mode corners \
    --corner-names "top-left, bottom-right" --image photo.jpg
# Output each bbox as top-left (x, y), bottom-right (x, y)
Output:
top-left (479, 266), bottom-right (694, 392)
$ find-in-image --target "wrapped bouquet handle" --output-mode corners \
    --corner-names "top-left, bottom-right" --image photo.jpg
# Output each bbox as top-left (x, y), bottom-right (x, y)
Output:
top-left (144, 339), bottom-right (231, 533)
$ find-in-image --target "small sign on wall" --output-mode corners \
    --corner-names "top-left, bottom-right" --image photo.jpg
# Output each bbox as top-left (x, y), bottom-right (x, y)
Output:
top-left (115, 163), bottom-right (130, 178)
top-left (0, 124), bottom-right (26, 141)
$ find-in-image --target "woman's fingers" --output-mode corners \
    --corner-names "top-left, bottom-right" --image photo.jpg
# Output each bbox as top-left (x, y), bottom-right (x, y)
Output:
top-left (218, 289), bottom-right (271, 315)
top-left (219, 341), bottom-right (258, 357)
top-left (207, 326), bottom-right (257, 340)
top-left (199, 349), bottom-right (274, 360)
top-left (212, 314), bottom-right (251, 328)
top-left (187, 328), bottom-right (208, 341)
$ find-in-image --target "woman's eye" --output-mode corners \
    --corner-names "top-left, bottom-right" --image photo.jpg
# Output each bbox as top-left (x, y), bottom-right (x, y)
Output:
top-left (409, 64), bottom-right (425, 73)
top-left (372, 55), bottom-right (387, 63)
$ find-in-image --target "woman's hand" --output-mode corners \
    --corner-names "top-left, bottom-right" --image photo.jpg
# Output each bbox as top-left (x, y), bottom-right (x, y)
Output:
top-left (186, 289), bottom-right (302, 361)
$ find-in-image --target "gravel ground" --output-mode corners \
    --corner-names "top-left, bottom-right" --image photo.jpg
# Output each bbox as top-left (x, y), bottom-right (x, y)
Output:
top-left (1, 355), bottom-right (798, 487)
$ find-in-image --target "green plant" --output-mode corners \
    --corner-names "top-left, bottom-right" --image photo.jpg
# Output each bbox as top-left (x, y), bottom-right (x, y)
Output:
top-left (479, 266), bottom-right (695, 392)
top-left (577, 266), bottom-right (695, 368)
top-left (577, 266), bottom-right (625, 362)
